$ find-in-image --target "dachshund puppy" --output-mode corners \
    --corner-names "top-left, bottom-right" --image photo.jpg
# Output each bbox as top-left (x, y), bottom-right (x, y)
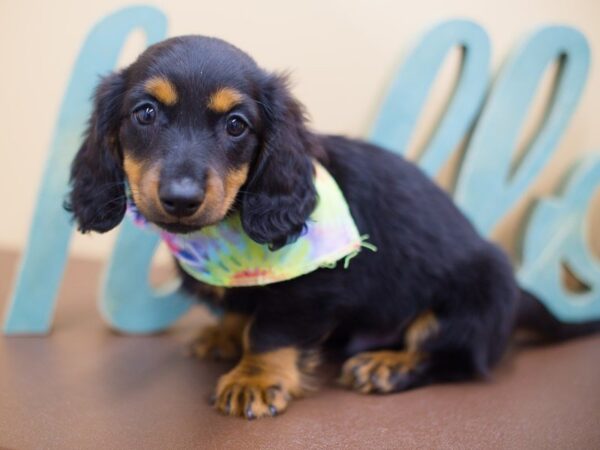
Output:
top-left (67, 36), bottom-right (599, 419)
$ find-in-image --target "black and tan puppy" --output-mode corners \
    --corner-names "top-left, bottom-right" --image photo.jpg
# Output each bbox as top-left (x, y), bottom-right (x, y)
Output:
top-left (66, 36), bottom-right (600, 419)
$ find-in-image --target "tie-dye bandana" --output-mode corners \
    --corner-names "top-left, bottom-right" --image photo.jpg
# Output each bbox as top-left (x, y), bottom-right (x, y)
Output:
top-left (127, 162), bottom-right (376, 287)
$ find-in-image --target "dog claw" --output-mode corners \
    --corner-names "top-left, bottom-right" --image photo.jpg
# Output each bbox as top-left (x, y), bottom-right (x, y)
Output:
top-left (224, 392), bottom-right (232, 414)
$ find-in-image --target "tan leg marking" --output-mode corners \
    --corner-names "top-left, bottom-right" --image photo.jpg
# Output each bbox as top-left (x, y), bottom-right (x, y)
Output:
top-left (405, 310), bottom-right (439, 351)
top-left (215, 346), bottom-right (309, 419)
top-left (191, 312), bottom-right (247, 361)
top-left (340, 311), bottom-right (439, 394)
top-left (214, 323), bottom-right (318, 419)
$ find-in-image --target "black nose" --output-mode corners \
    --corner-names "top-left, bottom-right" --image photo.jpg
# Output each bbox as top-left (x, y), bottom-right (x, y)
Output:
top-left (159, 178), bottom-right (204, 218)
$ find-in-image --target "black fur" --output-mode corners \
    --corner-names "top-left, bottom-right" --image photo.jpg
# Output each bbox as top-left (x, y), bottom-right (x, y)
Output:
top-left (67, 35), bottom-right (600, 396)
top-left (65, 72), bottom-right (127, 232)
top-left (241, 75), bottom-right (320, 250)
top-left (226, 137), bottom-right (519, 382)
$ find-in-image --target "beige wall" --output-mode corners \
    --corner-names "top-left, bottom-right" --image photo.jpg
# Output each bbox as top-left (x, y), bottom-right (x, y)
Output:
top-left (1, 0), bottom-right (599, 262)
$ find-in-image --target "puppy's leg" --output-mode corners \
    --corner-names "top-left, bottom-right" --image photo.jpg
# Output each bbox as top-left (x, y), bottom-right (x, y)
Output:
top-left (190, 312), bottom-right (248, 361)
top-left (214, 324), bottom-right (319, 419)
top-left (215, 347), bottom-right (316, 419)
top-left (340, 311), bottom-right (439, 393)
top-left (341, 248), bottom-right (518, 394)
top-left (213, 302), bottom-right (327, 419)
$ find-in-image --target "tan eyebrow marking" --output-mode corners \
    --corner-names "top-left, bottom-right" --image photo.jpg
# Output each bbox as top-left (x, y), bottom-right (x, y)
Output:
top-left (144, 76), bottom-right (178, 106)
top-left (207, 87), bottom-right (243, 113)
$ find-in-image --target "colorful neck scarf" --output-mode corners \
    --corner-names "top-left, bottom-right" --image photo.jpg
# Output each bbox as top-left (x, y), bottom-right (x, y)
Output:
top-left (127, 162), bottom-right (375, 287)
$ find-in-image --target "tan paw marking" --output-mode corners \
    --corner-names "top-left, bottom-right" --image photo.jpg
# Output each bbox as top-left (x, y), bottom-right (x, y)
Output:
top-left (214, 348), bottom-right (305, 419)
top-left (190, 325), bottom-right (241, 361)
top-left (190, 313), bottom-right (247, 361)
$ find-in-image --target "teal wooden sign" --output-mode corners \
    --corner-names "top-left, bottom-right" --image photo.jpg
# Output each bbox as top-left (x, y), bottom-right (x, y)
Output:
top-left (371, 20), bottom-right (600, 323)
top-left (3, 6), bottom-right (193, 334)
top-left (3, 8), bottom-right (600, 334)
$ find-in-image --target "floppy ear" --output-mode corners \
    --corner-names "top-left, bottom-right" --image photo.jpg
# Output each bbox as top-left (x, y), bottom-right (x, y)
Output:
top-left (65, 72), bottom-right (127, 233)
top-left (241, 74), bottom-right (319, 250)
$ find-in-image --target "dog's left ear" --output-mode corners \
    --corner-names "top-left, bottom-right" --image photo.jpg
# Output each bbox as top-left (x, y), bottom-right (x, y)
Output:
top-left (241, 74), bottom-right (319, 250)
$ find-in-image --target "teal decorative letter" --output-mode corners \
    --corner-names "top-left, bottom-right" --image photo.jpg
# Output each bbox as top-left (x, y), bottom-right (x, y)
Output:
top-left (454, 26), bottom-right (590, 234)
top-left (371, 22), bottom-right (599, 323)
top-left (518, 154), bottom-right (600, 322)
top-left (3, 6), bottom-right (193, 334)
top-left (4, 17), bottom-right (599, 334)
top-left (370, 19), bottom-right (490, 177)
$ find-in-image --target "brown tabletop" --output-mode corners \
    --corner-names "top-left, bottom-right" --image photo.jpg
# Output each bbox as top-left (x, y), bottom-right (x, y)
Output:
top-left (1, 250), bottom-right (599, 449)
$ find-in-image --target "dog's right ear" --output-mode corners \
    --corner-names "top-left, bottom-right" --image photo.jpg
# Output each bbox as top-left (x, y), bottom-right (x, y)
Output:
top-left (65, 71), bottom-right (127, 233)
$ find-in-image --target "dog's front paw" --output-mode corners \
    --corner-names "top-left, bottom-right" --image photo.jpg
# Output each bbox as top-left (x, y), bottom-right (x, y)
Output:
top-left (339, 351), bottom-right (422, 394)
top-left (214, 348), bottom-right (306, 419)
top-left (215, 375), bottom-right (292, 419)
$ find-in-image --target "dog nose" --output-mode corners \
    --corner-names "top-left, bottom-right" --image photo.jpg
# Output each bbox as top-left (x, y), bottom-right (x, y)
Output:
top-left (159, 178), bottom-right (204, 218)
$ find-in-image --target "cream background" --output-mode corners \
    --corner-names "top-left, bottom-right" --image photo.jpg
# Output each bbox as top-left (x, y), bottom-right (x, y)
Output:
top-left (0, 0), bottom-right (599, 264)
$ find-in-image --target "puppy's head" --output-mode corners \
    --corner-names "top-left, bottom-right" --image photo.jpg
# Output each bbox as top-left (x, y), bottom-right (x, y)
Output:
top-left (66, 36), bottom-right (319, 249)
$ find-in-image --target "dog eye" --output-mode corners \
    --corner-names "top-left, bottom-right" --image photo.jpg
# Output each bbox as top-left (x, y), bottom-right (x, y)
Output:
top-left (133, 104), bottom-right (156, 125)
top-left (225, 115), bottom-right (248, 137)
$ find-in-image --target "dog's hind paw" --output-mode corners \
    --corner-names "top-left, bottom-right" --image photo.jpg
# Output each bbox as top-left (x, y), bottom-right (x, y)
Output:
top-left (339, 350), bottom-right (423, 394)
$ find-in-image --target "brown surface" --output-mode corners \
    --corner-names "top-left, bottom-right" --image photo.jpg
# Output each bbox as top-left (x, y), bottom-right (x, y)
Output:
top-left (1, 250), bottom-right (599, 449)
